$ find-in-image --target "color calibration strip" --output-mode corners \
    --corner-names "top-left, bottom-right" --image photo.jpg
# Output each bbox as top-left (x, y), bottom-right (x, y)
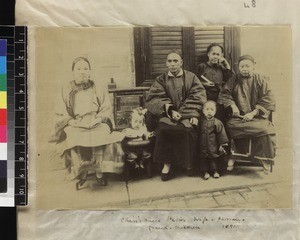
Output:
top-left (0, 26), bottom-right (28, 206)
top-left (0, 39), bottom-right (8, 193)
top-left (0, 26), bottom-right (15, 206)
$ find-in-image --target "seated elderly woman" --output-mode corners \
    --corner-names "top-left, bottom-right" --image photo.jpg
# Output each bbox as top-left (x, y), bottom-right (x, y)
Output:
top-left (218, 55), bottom-right (276, 171)
top-left (50, 57), bottom-right (125, 186)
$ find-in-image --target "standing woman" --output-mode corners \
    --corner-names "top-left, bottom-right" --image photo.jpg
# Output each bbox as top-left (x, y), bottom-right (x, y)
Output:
top-left (194, 43), bottom-right (234, 120)
top-left (50, 57), bottom-right (125, 186)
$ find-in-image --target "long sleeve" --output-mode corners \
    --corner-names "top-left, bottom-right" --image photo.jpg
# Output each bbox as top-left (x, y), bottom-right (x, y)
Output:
top-left (222, 68), bottom-right (234, 84)
top-left (95, 83), bottom-right (113, 120)
top-left (255, 75), bottom-right (276, 118)
top-left (215, 119), bottom-right (229, 146)
top-left (194, 63), bottom-right (206, 85)
top-left (145, 74), bottom-right (172, 117)
top-left (179, 73), bottom-right (207, 119)
top-left (49, 84), bottom-right (73, 143)
top-left (217, 75), bottom-right (237, 108)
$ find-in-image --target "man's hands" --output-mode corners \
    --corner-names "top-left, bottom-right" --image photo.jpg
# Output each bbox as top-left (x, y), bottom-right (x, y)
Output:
top-left (171, 110), bottom-right (198, 126)
top-left (171, 110), bottom-right (182, 122)
top-left (190, 117), bottom-right (198, 126)
top-left (242, 109), bottom-right (258, 122)
top-left (231, 105), bottom-right (259, 122)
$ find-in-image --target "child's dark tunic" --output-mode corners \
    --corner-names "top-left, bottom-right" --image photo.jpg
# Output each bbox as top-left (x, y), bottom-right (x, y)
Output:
top-left (199, 117), bottom-right (228, 158)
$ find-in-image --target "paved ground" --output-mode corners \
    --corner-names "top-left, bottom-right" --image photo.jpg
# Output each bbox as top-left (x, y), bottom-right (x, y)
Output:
top-left (126, 181), bottom-right (291, 209)
top-left (36, 146), bottom-right (292, 210)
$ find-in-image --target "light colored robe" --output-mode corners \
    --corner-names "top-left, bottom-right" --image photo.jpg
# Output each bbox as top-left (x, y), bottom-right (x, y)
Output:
top-left (50, 80), bottom-right (125, 175)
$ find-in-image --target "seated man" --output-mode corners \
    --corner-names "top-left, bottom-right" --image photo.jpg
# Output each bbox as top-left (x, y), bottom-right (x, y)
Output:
top-left (145, 50), bottom-right (207, 181)
top-left (218, 55), bottom-right (276, 171)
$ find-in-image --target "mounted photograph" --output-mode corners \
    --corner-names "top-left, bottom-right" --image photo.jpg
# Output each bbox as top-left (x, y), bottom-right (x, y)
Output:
top-left (32, 26), bottom-right (292, 210)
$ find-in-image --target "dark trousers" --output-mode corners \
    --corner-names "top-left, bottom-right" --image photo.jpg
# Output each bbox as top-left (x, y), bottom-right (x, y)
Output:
top-left (154, 122), bottom-right (198, 170)
top-left (201, 157), bottom-right (219, 173)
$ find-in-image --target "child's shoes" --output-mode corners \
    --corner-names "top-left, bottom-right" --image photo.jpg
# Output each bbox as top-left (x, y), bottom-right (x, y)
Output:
top-left (142, 151), bottom-right (151, 159)
top-left (213, 171), bottom-right (220, 178)
top-left (227, 159), bottom-right (235, 171)
top-left (127, 152), bottom-right (138, 160)
top-left (139, 162), bottom-right (145, 169)
top-left (134, 162), bottom-right (139, 169)
top-left (204, 172), bottom-right (210, 180)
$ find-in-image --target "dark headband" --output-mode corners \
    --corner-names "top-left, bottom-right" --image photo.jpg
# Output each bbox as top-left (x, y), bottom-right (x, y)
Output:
top-left (206, 43), bottom-right (224, 54)
top-left (72, 57), bottom-right (91, 71)
top-left (238, 55), bottom-right (255, 64)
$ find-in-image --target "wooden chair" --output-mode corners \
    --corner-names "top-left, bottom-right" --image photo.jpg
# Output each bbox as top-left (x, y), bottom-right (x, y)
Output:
top-left (109, 88), bottom-right (155, 181)
top-left (228, 113), bottom-right (275, 173)
top-left (230, 138), bottom-right (274, 172)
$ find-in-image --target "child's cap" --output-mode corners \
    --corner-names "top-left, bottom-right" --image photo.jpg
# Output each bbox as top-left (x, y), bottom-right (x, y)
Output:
top-left (238, 55), bottom-right (255, 64)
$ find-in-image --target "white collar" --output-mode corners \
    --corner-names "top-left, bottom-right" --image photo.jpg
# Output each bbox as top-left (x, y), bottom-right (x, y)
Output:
top-left (168, 69), bottom-right (183, 77)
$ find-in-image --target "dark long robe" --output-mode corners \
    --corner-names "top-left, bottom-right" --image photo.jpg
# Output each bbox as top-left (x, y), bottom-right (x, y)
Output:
top-left (194, 62), bottom-right (233, 121)
top-left (218, 73), bottom-right (276, 159)
top-left (195, 62), bottom-right (233, 102)
top-left (146, 70), bottom-right (207, 169)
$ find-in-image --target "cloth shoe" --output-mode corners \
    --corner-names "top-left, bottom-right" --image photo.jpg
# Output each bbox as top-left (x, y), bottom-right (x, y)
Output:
top-left (227, 159), bottom-right (235, 171)
top-left (213, 172), bottom-right (220, 178)
top-left (204, 172), bottom-right (210, 180)
top-left (161, 171), bottom-right (172, 181)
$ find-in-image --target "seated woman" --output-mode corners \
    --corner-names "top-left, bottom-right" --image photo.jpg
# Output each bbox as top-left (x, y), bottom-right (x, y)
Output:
top-left (146, 51), bottom-right (207, 181)
top-left (50, 57), bottom-right (125, 186)
top-left (194, 43), bottom-right (234, 121)
top-left (218, 55), bottom-right (276, 171)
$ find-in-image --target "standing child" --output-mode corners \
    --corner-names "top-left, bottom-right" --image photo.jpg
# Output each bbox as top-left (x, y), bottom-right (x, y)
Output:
top-left (199, 101), bottom-right (229, 179)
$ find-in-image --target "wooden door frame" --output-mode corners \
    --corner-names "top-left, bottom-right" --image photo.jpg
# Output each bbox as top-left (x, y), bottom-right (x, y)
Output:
top-left (182, 27), bottom-right (195, 72)
top-left (133, 27), bottom-right (151, 86)
top-left (224, 26), bottom-right (241, 74)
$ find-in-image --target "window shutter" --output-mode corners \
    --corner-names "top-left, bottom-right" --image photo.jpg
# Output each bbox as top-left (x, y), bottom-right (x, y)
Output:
top-left (150, 27), bottom-right (183, 78)
top-left (134, 26), bottom-right (238, 87)
top-left (194, 26), bottom-right (225, 67)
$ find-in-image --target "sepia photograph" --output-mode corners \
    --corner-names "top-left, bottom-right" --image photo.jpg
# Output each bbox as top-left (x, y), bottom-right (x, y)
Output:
top-left (34, 26), bottom-right (292, 210)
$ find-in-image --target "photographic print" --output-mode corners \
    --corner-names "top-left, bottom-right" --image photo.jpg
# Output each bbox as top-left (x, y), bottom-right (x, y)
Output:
top-left (33, 26), bottom-right (292, 210)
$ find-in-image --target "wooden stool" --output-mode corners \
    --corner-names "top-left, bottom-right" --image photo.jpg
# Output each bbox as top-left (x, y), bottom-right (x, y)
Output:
top-left (122, 139), bottom-right (152, 181)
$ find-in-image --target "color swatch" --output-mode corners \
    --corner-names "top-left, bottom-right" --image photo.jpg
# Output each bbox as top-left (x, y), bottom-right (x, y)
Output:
top-left (0, 39), bottom-right (7, 192)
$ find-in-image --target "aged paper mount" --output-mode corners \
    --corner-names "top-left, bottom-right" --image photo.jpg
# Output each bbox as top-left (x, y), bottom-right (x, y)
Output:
top-left (15, 0), bottom-right (300, 239)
